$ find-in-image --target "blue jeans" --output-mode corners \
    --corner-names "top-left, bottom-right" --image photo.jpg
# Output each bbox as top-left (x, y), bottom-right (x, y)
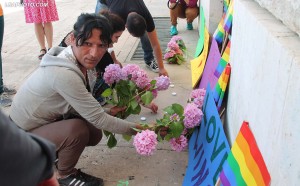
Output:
top-left (140, 32), bottom-right (154, 63)
top-left (95, 1), bottom-right (154, 64)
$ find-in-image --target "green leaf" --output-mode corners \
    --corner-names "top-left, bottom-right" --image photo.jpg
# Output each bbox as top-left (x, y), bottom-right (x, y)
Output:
top-left (164, 133), bottom-right (173, 141)
top-left (163, 106), bottom-right (175, 115)
top-left (130, 104), bottom-right (141, 115)
top-left (107, 133), bottom-right (117, 148)
top-left (172, 103), bottom-right (184, 116)
top-left (130, 99), bottom-right (139, 110)
top-left (169, 121), bottom-right (184, 138)
top-left (122, 134), bottom-right (132, 141)
top-left (128, 80), bottom-right (137, 92)
top-left (101, 88), bottom-right (113, 97)
top-left (103, 130), bottom-right (111, 138)
top-left (141, 91), bottom-right (154, 105)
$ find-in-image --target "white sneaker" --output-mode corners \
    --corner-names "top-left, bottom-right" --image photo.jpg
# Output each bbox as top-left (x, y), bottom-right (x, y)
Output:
top-left (146, 60), bottom-right (159, 73)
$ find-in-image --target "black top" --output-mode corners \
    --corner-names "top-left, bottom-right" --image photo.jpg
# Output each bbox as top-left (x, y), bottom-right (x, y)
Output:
top-left (0, 110), bottom-right (56, 186)
top-left (106, 0), bottom-right (155, 32)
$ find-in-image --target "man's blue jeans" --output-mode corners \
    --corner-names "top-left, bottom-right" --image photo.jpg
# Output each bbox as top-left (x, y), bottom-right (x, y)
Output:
top-left (95, 0), bottom-right (154, 64)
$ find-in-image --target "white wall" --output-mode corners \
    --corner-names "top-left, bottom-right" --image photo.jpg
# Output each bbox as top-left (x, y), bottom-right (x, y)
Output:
top-left (254, 0), bottom-right (300, 36)
top-left (225, 0), bottom-right (300, 184)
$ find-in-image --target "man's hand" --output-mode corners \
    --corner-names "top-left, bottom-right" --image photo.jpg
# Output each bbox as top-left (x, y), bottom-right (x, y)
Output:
top-left (159, 67), bottom-right (169, 77)
top-left (143, 102), bottom-right (158, 113)
top-left (109, 106), bottom-right (127, 116)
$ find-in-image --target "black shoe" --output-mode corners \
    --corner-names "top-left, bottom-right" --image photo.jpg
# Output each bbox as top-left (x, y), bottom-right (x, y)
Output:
top-left (145, 60), bottom-right (159, 73)
top-left (2, 85), bottom-right (16, 95)
top-left (0, 94), bottom-right (12, 107)
top-left (58, 169), bottom-right (104, 186)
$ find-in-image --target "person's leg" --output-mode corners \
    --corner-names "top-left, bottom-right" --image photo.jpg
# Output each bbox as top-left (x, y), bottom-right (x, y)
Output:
top-left (140, 33), bottom-right (153, 63)
top-left (0, 14), bottom-right (14, 106)
top-left (43, 22), bottom-right (53, 50)
top-left (169, 3), bottom-right (179, 36)
top-left (34, 23), bottom-right (47, 59)
top-left (30, 118), bottom-right (102, 177)
top-left (185, 7), bottom-right (199, 30)
top-left (141, 33), bottom-right (159, 72)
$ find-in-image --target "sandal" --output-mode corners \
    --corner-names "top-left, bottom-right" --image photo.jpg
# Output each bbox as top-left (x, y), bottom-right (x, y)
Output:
top-left (38, 49), bottom-right (47, 60)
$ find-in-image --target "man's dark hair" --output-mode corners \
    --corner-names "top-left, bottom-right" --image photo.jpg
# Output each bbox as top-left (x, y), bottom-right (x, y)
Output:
top-left (126, 13), bottom-right (147, 37)
top-left (73, 13), bottom-right (113, 46)
top-left (100, 10), bottom-right (125, 34)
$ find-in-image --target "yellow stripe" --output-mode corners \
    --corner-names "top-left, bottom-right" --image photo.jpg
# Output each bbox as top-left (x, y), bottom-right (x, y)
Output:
top-left (236, 132), bottom-right (266, 185)
top-left (0, 4), bottom-right (3, 16)
top-left (232, 137), bottom-right (257, 185)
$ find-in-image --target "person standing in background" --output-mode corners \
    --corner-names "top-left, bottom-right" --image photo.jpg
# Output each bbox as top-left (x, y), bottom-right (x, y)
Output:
top-left (0, 3), bottom-right (17, 107)
top-left (168, 0), bottom-right (199, 36)
top-left (21, 0), bottom-right (59, 60)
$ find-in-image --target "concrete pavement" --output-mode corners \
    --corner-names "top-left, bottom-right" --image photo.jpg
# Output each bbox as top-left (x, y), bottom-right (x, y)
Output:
top-left (1, 0), bottom-right (199, 185)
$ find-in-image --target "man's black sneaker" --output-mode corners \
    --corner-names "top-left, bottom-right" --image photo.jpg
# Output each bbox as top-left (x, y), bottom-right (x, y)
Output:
top-left (145, 60), bottom-right (159, 73)
top-left (58, 169), bottom-right (104, 186)
top-left (2, 85), bottom-right (17, 95)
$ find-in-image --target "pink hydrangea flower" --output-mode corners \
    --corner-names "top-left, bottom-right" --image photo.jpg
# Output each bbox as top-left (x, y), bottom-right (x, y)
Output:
top-left (169, 135), bottom-right (188, 152)
top-left (122, 64), bottom-right (140, 79)
top-left (167, 41), bottom-right (180, 51)
top-left (171, 35), bottom-right (183, 42)
top-left (190, 88), bottom-right (206, 99)
top-left (152, 89), bottom-right (158, 98)
top-left (164, 50), bottom-right (176, 59)
top-left (190, 89), bottom-right (206, 108)
top-left (170, 113), bottom-right (180, 122)
top-left (183, 103), bottom-right (203, 128)
top-left (103, 64), bottom-right (123, 84)
top-left (131, 69), bottom-right (150, 89)
top-left (155, 76), bottom-right (170, 91)
top-left (133, 129), bottom-right (158, 156)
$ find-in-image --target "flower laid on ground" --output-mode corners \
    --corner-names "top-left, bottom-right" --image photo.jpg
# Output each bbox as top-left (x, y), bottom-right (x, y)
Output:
top-left (132, 88), bottom-right (207, 155)
top-left (101, 64), bottom-right (170, 148)
top-left (164, 36), bottom-right (186, 65)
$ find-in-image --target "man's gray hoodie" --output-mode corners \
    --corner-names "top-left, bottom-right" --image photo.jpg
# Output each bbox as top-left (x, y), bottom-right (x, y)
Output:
top-left (10, 46), bottom-right (136, 135)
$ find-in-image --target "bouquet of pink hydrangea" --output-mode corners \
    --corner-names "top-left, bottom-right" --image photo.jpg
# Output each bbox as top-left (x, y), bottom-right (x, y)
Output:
top-left (164, 36), bottom-right (186, 65)
top-left (132, 88), bottom-right (206, 155)
top-left (102, 64), bottom-right (170, 148)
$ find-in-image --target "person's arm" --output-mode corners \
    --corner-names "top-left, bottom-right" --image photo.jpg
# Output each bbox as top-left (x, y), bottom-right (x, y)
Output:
top-left (0, 110), bottom-right (58, 186)
top-left (110, 50), bottom-right (122, 67)
top-left (147, 30), bottom-right (169, 76)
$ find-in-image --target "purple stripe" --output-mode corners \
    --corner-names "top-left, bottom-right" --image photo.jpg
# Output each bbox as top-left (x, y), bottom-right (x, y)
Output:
top-left (220, 161), bottom-right (238, 186)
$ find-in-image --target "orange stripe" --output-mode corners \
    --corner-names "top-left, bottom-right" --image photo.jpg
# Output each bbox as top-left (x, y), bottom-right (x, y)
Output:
top-left (240, 122), bottom-right (271, 185)
top-left (0, 4), bottom-right (3, 16)
top-left (236, 130), bottom-right (265, 185)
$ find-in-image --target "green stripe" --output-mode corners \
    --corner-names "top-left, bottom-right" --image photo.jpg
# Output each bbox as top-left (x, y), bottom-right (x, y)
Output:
top-left (227, 152), bottom-right (247, 186)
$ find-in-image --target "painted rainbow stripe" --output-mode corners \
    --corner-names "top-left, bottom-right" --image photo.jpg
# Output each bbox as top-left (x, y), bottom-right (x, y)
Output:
top-left (213, 14), bottom-right (226, 44)
top-left (214, 41), bottom-right (230, 79)
top-left (224, 0), bottom-right (234, 32)
top-left (220, 122), bottom-right (271, 186)
top-left (223, 0), bottom-right (230, 12)
top-left (213, 64), bottom-right (231, 110)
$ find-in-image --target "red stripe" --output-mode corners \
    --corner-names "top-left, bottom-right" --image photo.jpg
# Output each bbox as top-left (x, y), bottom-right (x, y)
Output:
top-left (240, 122), bottom-right (271, 185)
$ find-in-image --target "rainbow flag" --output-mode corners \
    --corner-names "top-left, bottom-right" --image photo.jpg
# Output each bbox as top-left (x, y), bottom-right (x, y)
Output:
top-left (213, 63), bottom-right (231, 110)
top-left (223, 0), bottom-right (234, 32)
top-left (214, 41), bottom-right (230, 79)
top-left (213, 14), bottom-right (225, 44)
top-left (223, 0), bottom-right (230, 12)
top-left (219, 121), bottom-right (271, 186)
